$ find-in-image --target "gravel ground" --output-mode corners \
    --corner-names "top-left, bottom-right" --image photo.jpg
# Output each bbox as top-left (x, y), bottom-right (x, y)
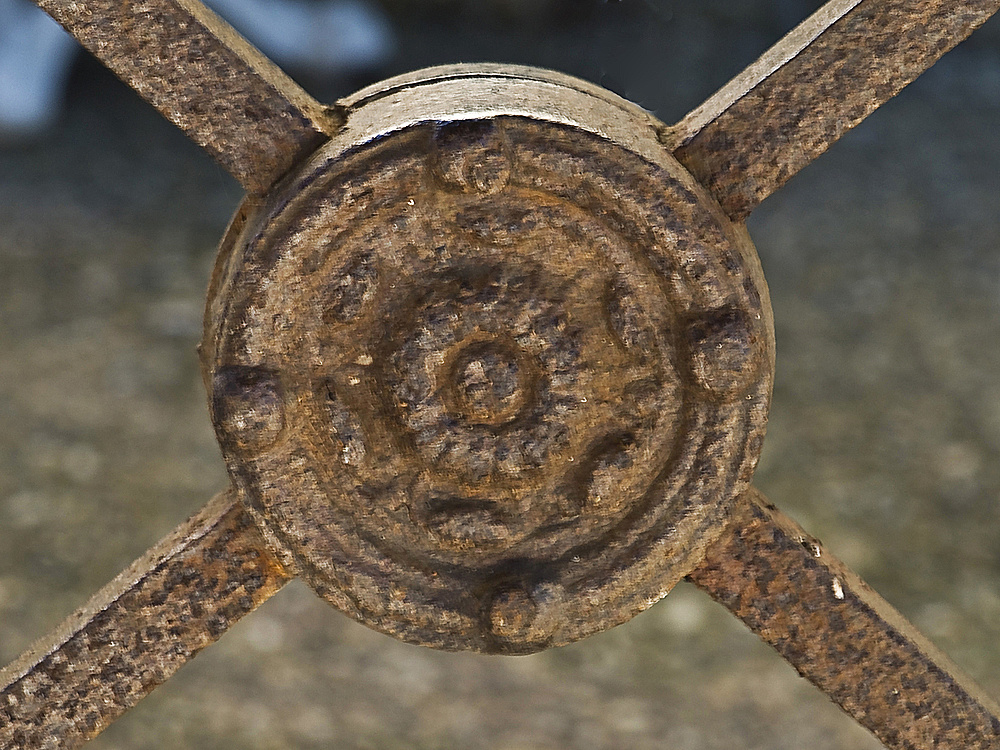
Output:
top-left (1, 1), bottom-right (1000, 748)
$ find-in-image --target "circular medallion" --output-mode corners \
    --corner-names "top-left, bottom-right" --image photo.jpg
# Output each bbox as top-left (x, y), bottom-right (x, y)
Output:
top-left (203, 65), bottom-right (774, 653)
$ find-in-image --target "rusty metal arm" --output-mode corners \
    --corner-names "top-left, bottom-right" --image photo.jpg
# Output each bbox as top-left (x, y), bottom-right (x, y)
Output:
top-left (688, 488), bottom-right (1000, 749)
top-left (663, 0), bottom-right (1000, 220)
top-left (0, 488), bottom-right (290, 750)
top-left (35, 0), bottom-right (341, 194)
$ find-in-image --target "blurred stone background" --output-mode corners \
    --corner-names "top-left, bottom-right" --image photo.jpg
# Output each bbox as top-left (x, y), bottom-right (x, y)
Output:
top-left (1, 1), bottom-right (999, 748)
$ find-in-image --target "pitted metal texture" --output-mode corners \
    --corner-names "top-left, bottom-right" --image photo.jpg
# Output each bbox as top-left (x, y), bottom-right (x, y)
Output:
top-left (7, 3), bottom-right (1000, 746)
top-left (203, 69), bottom-right (774, 653)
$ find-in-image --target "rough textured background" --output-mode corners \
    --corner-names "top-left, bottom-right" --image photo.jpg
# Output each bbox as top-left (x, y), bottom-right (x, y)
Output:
top-left (0, 1), bottom-right (999, 748)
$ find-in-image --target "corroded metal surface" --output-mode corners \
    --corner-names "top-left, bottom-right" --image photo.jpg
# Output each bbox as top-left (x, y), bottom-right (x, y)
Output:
top-left (6, 0), bottom-right (1000, 746)
top-left (202, 68), bottom-right (774, 653)
top-left (665, 0), bottom-right (1000, 219)
top-left (689, 489), bottom-right (1000, 749)
top-left (36, 0), bottom-right (340, 193)
top-left (0, 490), bottom-right (289, 749)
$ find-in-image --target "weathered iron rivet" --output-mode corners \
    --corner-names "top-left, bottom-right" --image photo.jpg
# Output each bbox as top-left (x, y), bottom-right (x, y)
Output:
top-left (440, 334), bottom-right (536, 426)
top-left (487, 585), bottom-right (539, 640)
top-left (466, 148), bottom-right (512, 194)
top-left (686, 307), bottom-right (761, 396)
top-left (212, 366), bottom-right (285, 451)
top-left (433, 120), bottom-right (512, 194)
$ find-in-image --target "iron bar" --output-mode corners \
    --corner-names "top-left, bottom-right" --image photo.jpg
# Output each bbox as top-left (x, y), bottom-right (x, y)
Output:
top-left (688, 489), bottom-right (1000, 749)
top-left (664, 0), bottom-right (1000, 219)
top-left (35, 0), bottom-right (340, 193)
top-left (0, 489), bottom-right (290, 749)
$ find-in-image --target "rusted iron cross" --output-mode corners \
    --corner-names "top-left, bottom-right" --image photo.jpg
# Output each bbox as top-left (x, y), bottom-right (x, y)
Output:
top-left (3, 1), bottom-right (1000, 748)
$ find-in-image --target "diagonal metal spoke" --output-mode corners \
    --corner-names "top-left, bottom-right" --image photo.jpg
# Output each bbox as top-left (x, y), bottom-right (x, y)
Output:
top-left (663, 0), bottom-right (1000, 220)
top-left (36, 0), bottom-right (341, 193)
top-left (8, 1), bottom-right (1000, 746)
top-left (688, 489), bottom-right (1000, 750)
top-left (0, 489), bottom-right (290, 750)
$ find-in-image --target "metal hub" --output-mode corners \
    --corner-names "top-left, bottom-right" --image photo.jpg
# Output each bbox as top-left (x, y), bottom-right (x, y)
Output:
top-left (204, 67), bottom-right (774, 652)
top-left (5, 2), bottom-right (1000, 748)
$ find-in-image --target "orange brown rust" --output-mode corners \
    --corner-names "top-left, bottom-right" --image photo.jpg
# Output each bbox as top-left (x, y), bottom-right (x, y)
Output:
top-left (35, 0), bottom-right (340, 193)
top-left (665, 0), bottom-right (1000, 220)
top-left (7, 0), bottom-right (1000, 745)
top-left (688, 489), bottom-right (1000, 749)
top-left (0, 489), bottom-right (290, 750)
top-left (202, 67), bottom-right (775, 654)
